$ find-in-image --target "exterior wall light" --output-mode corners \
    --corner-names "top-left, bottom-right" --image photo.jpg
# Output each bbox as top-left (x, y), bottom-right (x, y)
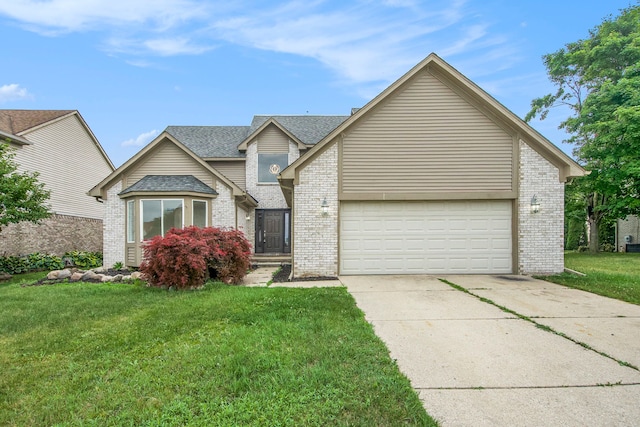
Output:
top-left (321, 198), bottom-right (329, 216)
top-left (531, 195), bottom-right (540, 214)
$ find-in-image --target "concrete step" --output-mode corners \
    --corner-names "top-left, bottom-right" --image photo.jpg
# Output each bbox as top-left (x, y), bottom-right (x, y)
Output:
top-left (252, 255), bottom-right (291, 266)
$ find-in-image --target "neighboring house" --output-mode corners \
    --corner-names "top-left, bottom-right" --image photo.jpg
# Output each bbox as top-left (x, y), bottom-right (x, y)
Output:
top-left (91, 54), bottom-right (586, 276)
top-left (616, 216), bottom-right (640, 252)
top-left (0, 110), bottom-right (115, 256)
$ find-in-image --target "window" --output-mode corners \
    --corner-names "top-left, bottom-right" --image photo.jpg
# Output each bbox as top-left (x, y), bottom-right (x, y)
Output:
top-left (127, 200), bottom-right (135, 243)
top-left (141, 199), bottom-right (183, 240)
top-left (193, 200), bottom-right (207, 228)
top-left (258, 153), bottom-right (288, 183)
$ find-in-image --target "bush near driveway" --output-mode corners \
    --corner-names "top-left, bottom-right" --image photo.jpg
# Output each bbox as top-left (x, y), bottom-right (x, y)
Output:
top-left (0, 279), bottom-right (435, 426)
top-left (542, 252), bottom-right (640, 305)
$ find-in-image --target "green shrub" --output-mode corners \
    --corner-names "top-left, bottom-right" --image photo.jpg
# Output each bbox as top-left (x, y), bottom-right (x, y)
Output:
top-left (0, 251), bottom-right (102, 274)
top-left (63, 251), bottom-right (103, 269)
top-left (0, 256), bottom-right (30, 274)
top-left (600, 243), bottom-right (615, 252)
top-left (27, 253), bottom-right (64, 271)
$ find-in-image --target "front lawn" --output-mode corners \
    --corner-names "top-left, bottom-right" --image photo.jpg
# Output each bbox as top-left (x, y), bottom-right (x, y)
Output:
top-left (542, 252), bottom-right (640, 305)
top-left (0, 277), bottom-right (435, 426)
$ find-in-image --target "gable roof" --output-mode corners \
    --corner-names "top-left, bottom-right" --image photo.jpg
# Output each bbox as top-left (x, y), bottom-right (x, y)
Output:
top-left (249, 115), bottom-right (349, 146)
top-left (165, 126), bottom-right (250, 158)
top-left (0, 109), bottom-right (115, 170)
top-left (89, 131), bottom-right (256, 208)
top-left (280, 53), bottom-right (586, 183)
top-left (119, 175), bottom-right (218, 195)
top-left (0, 110), bottom-right (74, 135)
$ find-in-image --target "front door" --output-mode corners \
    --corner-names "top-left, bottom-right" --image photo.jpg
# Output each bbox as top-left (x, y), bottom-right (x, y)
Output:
top-left (255, 209), bottom-right (291, 254)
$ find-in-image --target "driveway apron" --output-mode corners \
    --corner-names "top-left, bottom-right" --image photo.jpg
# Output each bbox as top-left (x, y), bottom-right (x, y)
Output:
top-left (341, 275), bottom-right (640, 427)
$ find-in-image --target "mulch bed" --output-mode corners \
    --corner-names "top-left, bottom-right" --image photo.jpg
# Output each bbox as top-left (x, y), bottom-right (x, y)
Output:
top-left (271, 264), bottom-right (338, 282)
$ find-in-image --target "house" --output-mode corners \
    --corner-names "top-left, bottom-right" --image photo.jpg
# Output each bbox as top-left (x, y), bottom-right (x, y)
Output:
top-left (0, 110), bottom-right (115, 256)
top-left (617, 216), bottom-right (640, 252)
top-left (90, 54), bottom-right (586, 276)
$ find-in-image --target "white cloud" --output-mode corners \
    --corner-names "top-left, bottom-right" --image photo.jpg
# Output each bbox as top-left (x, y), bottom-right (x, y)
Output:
top-left (121, 129), bottom-right (160, 147)
top-left (212, 0), bottom-right (477, 84)
top-left (0, 0), bottom-right (208, 33)
top-left (0, 0), bottom-right (521, 91)
top-left (0, 84), bottom-right (31, 103)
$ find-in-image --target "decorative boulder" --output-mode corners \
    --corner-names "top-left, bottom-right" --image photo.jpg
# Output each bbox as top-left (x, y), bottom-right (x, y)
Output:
top-left (57, 269), bottom-right (72, 279)
top-left (70, 272), bottom-right (84, 282)
top-left (47, 270), bottom-right (61, 280)
top-left (0, 271), bottom-right (11, 282)
top-left (81, 271), bottom-right (100, 281)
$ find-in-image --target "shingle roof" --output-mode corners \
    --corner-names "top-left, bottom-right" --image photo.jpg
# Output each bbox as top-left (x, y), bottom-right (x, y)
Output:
top-left (164, 115), bottom-right (349, 159)
top-left (165, 126), bottom-right (250, 158)
top-left (0, 110), bottom-right (75, 135)
top-left (119, 175), bottom-right (218, 195)
top-left (249, 115), bottom-right (349, 145)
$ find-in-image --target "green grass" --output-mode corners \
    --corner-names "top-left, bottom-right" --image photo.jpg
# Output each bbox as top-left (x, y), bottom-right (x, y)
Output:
top-left (542, 252), bottom-right (640, 305)
top-left (0, 276), bottom-right (435, 426)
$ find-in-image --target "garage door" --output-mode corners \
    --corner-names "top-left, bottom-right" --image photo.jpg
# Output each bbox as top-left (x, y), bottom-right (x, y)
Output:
top-left (340, 200), bottom-right (512, 275)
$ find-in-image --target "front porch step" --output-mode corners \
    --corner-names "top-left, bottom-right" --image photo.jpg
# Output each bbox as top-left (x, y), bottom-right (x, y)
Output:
top-left (252, 255), bottom-right (291, 267)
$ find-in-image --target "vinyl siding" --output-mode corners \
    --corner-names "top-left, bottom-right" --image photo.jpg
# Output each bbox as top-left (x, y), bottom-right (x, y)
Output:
top-left (257, 124), bottom-right (289, 153)
top-left (126, 140), bottom-right (214, 188)
top-left (208, 160), bottom-right (246, 189)
top-left (13, 114), bottom-right (113, 219)
top-left (341, 70), bottom-right (514, 194)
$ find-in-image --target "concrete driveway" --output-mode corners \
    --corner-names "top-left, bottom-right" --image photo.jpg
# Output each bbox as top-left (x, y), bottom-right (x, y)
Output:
top-left (341, 275), bottom-right (640, 427)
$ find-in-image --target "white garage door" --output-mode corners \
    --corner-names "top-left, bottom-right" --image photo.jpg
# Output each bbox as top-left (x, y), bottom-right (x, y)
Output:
top-left (340, 200), bottom-right (512, 275)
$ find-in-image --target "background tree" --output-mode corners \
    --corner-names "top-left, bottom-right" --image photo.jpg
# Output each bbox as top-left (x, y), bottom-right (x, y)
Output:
top-left (0, 142), bottom-right (51, 232)
top-left (526, 5), bottom-right (640, 252)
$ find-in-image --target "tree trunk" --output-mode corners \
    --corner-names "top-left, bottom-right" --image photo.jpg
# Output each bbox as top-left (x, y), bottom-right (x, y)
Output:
top-left (588, 214), bottom-right (599, 253)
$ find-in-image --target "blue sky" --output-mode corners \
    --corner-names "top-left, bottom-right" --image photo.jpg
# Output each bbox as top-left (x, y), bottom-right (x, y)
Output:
top-left (0, 0), bottom-right (635, 167)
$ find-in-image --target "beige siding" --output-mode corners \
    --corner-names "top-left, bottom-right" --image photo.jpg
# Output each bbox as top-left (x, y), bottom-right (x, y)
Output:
top-left (208, 160), bottom-right (246, 189)
top-left (13, 114), bottom-right (113, 219)
top-left (257, 124), bottom-right (289, 153)
top-left (341, 70), bottom-right (514, 195)
top-left (127, 140), bottom-right (214, 188)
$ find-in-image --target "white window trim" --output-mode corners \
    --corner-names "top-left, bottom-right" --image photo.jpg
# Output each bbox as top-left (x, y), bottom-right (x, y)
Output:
top-left (192, 199), bottom-right (208, 228)
top-left (139, 198), bottom-right (184, 241)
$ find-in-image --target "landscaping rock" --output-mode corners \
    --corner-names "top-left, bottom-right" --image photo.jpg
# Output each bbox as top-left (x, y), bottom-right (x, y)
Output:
top-left (122, 275), bottom-right (132, 281)
top-left (47, 270), bottom-right (60, 279)
top-left (112, 274), bottom-right (123, 282)
top-left (70, 272), bottom-right (84, 282)
top-left (93, 266), bottom-right (107, 274)
top-left (57, 269), bottom-right (72, 279)
top-left (100, 275), bottom-right (113, 282)
top-left (81, 270), bottom-right (100, 281)
top-left (0, 271), bottom-right (12, 282)
top-left (131, 271), bottom-right (143, 280)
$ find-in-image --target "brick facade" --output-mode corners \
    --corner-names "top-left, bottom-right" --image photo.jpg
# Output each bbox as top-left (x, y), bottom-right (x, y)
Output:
top-left (0, 213), bottom-right (103, 256)
top-left (293, 144), bottom-right (338, 277)
top-left (518, 141), bottom-right (565, 274)
top-left (103, 181), bottom-right (125, 268)
top-left (212, 181), bottom-right (236, 228)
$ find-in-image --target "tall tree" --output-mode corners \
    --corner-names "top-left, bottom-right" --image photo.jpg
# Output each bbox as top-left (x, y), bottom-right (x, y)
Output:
top-left (526, 5), bottom-right (640, 252)
top-left (0, 142), bottom-right (51, 232)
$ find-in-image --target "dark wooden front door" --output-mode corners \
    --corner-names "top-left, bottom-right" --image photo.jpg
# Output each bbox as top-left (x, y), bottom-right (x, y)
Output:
top-left (255, 209), bottom-right (291, 254)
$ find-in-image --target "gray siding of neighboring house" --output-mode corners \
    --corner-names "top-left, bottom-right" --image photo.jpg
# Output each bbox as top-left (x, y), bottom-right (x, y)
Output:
top-left (617, 215), bottom-right (640, 251)
top-left (13, 114), bottom-right (113, 219)
top-left (341, 69), bottom-right (515, 197)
